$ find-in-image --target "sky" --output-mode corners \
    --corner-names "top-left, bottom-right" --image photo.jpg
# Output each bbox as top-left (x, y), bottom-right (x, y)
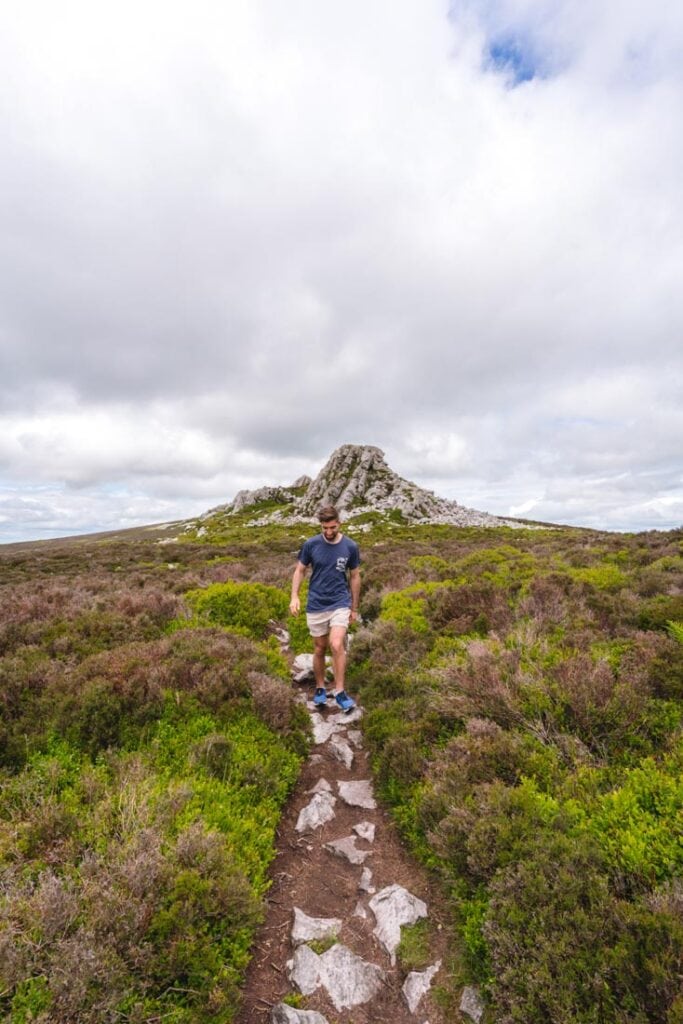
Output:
top-left (1, 0), bottom-right (682, 543)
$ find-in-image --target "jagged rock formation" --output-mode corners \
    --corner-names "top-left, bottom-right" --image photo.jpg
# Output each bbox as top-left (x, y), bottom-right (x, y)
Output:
top-left (205, 444), bottom-right (524, 529)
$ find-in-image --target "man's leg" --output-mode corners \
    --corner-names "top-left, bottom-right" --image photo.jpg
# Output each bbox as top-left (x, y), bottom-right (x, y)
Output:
top-left (328, 626), bottom-right (348, 693)
top-left (313, 633), bottom-right (329, 687)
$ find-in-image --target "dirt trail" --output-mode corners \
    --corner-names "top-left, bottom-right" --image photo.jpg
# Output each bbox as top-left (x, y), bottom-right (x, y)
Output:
top-left (235, 679), bottom-right (452, 1024)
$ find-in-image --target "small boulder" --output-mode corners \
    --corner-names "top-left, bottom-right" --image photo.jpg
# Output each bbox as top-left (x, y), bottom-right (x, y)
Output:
top-left (296, 791), bottom-right (337, 832)
top-left (369, 884), bottom-right (428, 964)
top-left (353, 821), bottom-right (375, 842)
top-left (324, 835), bottom-right (373, 865)
top-left (329, 733), bottom-right (354, 767)
top-left (460, 985), bottom-right (485, 1023)
top-left (272, 1004), bottom-right (329, 1024)
top-left (402, 960), bottom-right (441, 1013)
top-left (292, 907), bottom-right (341, 946)
top-left (337, 780), bottom-right (377, 809)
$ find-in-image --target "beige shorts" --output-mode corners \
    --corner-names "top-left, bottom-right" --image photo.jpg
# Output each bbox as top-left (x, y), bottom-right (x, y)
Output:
top-left (306, 607), bottom-right (351, 636)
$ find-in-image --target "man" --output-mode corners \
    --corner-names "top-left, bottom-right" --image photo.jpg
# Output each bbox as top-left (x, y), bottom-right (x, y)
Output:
top-left (289, 505), bottom-right (361, 710)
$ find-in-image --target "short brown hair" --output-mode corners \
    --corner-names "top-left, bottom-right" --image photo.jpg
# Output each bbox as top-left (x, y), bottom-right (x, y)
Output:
top-left (318, 505), bottom-right (339, 523)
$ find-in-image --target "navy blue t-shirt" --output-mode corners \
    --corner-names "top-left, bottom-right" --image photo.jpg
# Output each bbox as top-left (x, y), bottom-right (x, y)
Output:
top-left (298, 534), bottom-right (361, 612)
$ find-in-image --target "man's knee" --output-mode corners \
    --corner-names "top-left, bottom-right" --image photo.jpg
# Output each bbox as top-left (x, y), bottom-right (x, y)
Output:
top-left (313, 636), bottom-right (329, 655)
top-left (329, 633), bottom-right (346, 656)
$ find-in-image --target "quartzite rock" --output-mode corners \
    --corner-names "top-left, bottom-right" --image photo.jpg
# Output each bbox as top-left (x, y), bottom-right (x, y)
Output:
top-left (460, 985), bottom-right (485, 1023)
top-left (296, 791), bottom-right (336, 832)
top-left (271, 1004), bottom-right (329, 1024)
top-left (324, 835), bottom-right (373, 865)
top-left (337, 779), bottom-right (377, 809)
top-left (353, 821), bottom-right (375, 842)
top-left (329, 733), bottom-right (354, 767)
top-left (369, 884), bottom-right (428, 964)
top-left (291, 908), bottom-right (342, 946)
top-left (402, 960), bottom-right (442, 1013)
top-left (288, 943), bottom-right (385, 1010)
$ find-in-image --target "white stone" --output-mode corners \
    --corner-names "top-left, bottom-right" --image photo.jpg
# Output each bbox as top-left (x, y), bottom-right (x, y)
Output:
top-left (338, 780), bottom-right (377, 809)
top-left (308, 778), bottom-right (332, 794)
top-left (324, 835), bottom-right (373, 865)
top-left (369, 884), bottom-right (428, 964)
top-left (353, 821), bottom-right (375, 842)
top-left (328, 707), bottom-right (364, 726)
top-left (359, 867), bottom-right (376, 894)
top-left (288, 943), bottom-right (385, 1010)
top-left (271, 1004), bottom-right (329, 1024)
top-left (460, 985), bottom-right (485, 1023)
top-left (296, 791), bottom-right (337, 832)
top-left (329, 733), bottom-right (354, 768)
top-left (347, 729), bottom-right (363, 748)
top-left (402, 961), bottom-right (442, 1013)
top-left (291, 908), bottom-right (341, 946)
top-left (353, 900), bottom-right (368, 919)
top-left (292, 654), bottom-right (315, 682)
top-left (311, 717), bottom-right (345, 745)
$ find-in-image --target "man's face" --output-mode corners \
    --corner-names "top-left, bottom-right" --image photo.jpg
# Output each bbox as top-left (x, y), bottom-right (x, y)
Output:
top-left (321, 519), bottom-right (340, 541)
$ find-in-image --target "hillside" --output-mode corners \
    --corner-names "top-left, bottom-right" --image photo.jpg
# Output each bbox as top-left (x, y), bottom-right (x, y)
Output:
top-left (191, 444), bottom-right (532, 535)
top-left (0, 511), bottom-right (681, 1023)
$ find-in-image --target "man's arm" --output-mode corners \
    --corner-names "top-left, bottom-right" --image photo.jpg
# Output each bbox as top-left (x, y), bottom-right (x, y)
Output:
top-left (290, 561), bottom-right (307, 615)
top-left (349, 566), bottom-right (361, 623)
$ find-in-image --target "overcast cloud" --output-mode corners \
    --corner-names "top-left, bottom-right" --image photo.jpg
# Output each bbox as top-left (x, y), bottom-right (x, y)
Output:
top-left (1, 0), bottom-right (682, 543)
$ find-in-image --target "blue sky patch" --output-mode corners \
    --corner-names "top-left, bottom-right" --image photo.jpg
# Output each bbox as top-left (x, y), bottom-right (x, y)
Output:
top-left (486, 34), bottom-right (539, 85)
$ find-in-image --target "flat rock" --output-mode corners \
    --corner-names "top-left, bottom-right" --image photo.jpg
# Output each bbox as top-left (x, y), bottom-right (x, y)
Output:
top-left (353, 821), bottom-right (375, 842)
top-left (347, 729), bottom-right (363, 748)
top-left (288, 943), bottom-right (385, 1010)
top-left (460, 985), bottom-right (485, 1023)
top-left (292, 908), bottom-right (342, 946)
top-left (337, 780), bottom-right (377, 809)
top-left (402, 960), bottom-right (442, 1013)
top-left (327, 707), bottom-right (363, 726)
top-left (359, 867), bottom-right (376, 894)
top-left (329, 733), bottom-right (354, 767)
top-left (296, 791), bottom-right (337, 832)
top-left (369, 884), bottom-right (428, 964)
top-left (292, 654), bottom-right (315, 683)
top-left (272, 1004), bottom-right (329, 1024)
top-left (310, 717), bottom-right (345, 745)
top-left (324, 835), bottom-right (373, 865)
top-left (308, 778), bottom-right (333, 794)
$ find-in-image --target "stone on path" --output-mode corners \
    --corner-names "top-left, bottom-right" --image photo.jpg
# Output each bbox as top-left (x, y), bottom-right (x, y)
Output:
top-left (337, 779), bottom-right (377, 809)
top-left (288, 943), bottom-right (385, 1010)
top-left (310, 717), bottom-right (345, 745)
top-left (359, 867), bottom-right (376, 894)
top-left (353, 821), bottom-right (375, 842)
top-left (402, 960), bottom-right (442, 1013)
top-left (460, 985), bottom-right (485, 1023)
top-left (292, 654), bottom-right (315, 682)
top-left (347, 729), bottom-right (363, 748)
top-left (369, 884), bottom-right (428, 964)
top-left (272, 1003), bottom-right (329, 1024)
top-left (329, 733), bottom-right (354, 767)
top-left (292, 907), bottom-right (342, 946)
top-left (296, 791), bottom-right (336, 832)
top-left (308, 778), bottom-right (332, 794)
top-left (328, 707), bottom-right (363, 726)
top-left (324, 835), bottom-right (373, 865)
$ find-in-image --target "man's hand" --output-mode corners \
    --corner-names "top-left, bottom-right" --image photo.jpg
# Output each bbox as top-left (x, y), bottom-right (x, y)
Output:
top-left (350, 610), bottom-right (361, 625)
top-left (289, 597), bottom-right (300, 615)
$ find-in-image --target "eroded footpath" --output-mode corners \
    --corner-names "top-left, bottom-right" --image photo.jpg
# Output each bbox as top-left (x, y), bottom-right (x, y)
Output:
top-left (235, 660), bottom-right (456, 1024)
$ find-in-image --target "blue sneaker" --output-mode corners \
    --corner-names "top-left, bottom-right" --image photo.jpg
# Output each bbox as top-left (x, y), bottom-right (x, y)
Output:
top-left (313, 688), bottom-right (328, 707)
top-left (335, 690), bottom-right (356, 712)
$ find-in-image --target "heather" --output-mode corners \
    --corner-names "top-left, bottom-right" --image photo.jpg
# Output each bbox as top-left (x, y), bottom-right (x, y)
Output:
top-left (347, 524), bottom-right (683, 1023)
top-left (0, 535), bottom-right (308, 1023)
top-left (1, 519), bottom-right (682, 1022)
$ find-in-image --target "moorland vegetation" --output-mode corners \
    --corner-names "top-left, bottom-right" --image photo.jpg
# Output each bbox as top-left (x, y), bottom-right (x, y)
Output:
top-left (0, 509), bottom-right (681, 1023)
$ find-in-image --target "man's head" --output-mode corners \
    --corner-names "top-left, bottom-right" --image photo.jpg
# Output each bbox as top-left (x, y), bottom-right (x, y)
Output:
top-left (318, 505), bottom-right (340, 541)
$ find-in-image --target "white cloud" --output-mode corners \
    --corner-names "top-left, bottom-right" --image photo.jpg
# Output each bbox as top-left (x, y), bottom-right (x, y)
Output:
top-left (0, 0), bottom-right (682, 540)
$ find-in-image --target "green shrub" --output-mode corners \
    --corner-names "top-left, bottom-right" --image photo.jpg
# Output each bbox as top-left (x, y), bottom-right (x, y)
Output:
top-left (186, 581), bottom-right (289, 640)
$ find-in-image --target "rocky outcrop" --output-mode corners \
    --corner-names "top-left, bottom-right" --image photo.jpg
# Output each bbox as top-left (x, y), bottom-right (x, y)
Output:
top-left (214, 444), bottom-right (522, 528)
